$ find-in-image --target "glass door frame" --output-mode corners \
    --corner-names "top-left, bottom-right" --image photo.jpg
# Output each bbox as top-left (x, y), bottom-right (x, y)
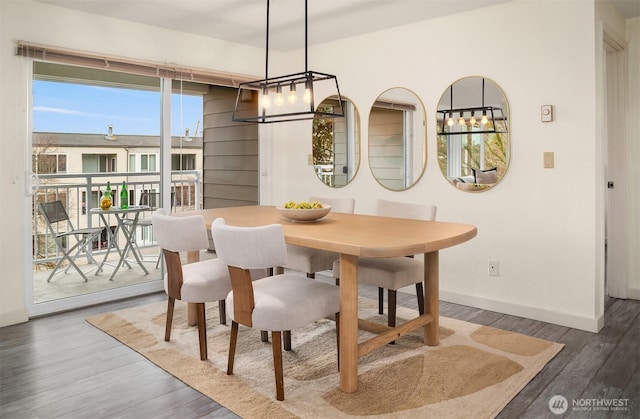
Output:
top-left (24, 67), bottom-right (174, 317)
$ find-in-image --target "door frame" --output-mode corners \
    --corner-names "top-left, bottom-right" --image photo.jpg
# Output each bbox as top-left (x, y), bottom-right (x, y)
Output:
top-left (600, 22), bottom-right (630, 301)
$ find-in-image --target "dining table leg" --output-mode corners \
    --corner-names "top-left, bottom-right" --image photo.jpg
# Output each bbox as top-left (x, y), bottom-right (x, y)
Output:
top-left (339, 253), bottom-right (359, 393)
top-left (186, 250), bottom-right (200, 326)
top-left (424, 250), bottom-right (439, 346)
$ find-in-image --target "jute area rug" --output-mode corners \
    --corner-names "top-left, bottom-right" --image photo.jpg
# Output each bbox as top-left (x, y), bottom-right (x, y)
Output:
top-left (87, 298), bottom-right (563, 419)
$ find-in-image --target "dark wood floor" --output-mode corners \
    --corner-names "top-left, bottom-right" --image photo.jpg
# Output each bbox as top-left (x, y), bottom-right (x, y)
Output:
top-left (1, 283), bottom-right (638, 418)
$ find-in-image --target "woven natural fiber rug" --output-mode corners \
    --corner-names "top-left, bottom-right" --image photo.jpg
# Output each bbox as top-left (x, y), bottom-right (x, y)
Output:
top-left (87, 298), bottom-right (563, 418)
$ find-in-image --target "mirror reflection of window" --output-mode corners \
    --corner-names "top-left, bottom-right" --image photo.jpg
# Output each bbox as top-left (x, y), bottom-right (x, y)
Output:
top-left (437, 77), bottom-right (510, 192)
top-left (312, 96), bottom-right (360, 188)
top-left (369, 88), bottom-right (426, 191)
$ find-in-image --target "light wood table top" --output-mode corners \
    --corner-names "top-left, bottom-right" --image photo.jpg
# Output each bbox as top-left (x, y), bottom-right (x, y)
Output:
top-left (190, 205), bottom-right (477, 257)
top-left (185, 205), bottom-right (477, 393)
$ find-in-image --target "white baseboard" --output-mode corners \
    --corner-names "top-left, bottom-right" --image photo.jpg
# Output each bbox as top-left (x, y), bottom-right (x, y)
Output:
top-left (628, 287), bottom-right (640, 300)
top-left (0, 308), bottom-right (29, 327)
top-left (397, 286), bottom-right (603, 333)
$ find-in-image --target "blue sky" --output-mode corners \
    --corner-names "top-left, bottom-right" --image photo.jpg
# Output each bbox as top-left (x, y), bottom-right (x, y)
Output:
top-left (33, 80), bottom-right (203, 136)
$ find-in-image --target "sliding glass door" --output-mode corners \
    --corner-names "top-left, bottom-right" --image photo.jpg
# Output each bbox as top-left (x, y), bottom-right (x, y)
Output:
top-left (27, 62), bottom-right (204, 316)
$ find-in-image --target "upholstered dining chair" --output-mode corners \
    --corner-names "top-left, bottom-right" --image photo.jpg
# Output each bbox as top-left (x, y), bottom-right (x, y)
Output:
top-left (211, 218), bottom-right (340, 401)
top-left (152, 209), bottom-right (266, 361)
top-left (283, 196), bottom-right (355, 278)
top-left (333, 199), bottom-right (437, 331)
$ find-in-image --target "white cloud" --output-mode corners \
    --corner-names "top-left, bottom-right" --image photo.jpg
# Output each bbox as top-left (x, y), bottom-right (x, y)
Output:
top-left (34, 106), bottom-right (153, 122)
top-left (34, 106), bottom-right (100, 117)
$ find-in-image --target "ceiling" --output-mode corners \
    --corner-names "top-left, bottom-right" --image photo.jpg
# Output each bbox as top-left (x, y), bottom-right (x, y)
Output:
top-left (36, 0), bottom-right (639, 51)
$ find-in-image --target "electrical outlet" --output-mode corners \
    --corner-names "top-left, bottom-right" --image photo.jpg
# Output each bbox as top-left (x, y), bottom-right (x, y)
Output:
top-left (488, 260), bottom-right (499, 276)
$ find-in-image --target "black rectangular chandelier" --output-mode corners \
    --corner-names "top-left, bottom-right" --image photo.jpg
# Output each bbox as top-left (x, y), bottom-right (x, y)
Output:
top-left (437, 78), bottom-right (508, 136)
top-left (232, 0), bottom-right (344, 123)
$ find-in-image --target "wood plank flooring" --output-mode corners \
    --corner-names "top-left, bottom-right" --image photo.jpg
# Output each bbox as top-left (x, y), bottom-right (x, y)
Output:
top-left (1, 282), bottom-right (638, 418)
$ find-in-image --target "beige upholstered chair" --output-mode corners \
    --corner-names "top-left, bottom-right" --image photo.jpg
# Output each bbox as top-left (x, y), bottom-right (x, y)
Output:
top-left (152, 209), bottom-right (266, 361)
top-left (333, 199), bottom-right (437, 330)
top-left (211, 218), bottom-right (340, 401)
top-left (283, 196), bottom-right (355, 278)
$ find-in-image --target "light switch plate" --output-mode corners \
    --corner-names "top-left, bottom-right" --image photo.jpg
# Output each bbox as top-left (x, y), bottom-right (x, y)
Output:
top-left (541, 105), bottom-right (553, 122)
top-left (544, 152), bottom-right (554, 168)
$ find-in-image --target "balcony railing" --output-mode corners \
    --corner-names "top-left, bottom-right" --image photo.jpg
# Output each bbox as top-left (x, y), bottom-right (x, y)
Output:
top-left (32, 170), bottom-right (201, 265)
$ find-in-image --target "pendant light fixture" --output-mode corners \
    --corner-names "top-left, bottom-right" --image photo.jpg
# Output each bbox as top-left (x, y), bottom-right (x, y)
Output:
top-left (232, 0), bottom-right (344, 123)
top-left (438, 78), bottom-right (508, 135)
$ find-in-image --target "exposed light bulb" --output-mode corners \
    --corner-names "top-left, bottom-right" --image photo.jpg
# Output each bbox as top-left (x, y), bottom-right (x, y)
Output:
top-left (304, 78), bottom-right (312, 104)
top-left (260, 87), bottom-right (271, 109)
top-left (470, 112), bottom-right (477, 125)
top-left (274, 85), bottom-right (284, 106)
top-left (458, 112), bottom-right (465, 126)
top-left (287, 82), bottom-right (297, 104)
top-left (261, 92), bottom-right (271, 109)
top-left (481, 113), bottom-right (488, 125)
top-left (447, 113), bottom-right (454, 127)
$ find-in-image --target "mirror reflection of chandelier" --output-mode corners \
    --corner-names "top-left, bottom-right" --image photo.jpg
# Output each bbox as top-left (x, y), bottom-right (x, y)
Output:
top-left (232, 0), bottom-right (344, 123)
top-left (437, 78), bottom-right (508, 136)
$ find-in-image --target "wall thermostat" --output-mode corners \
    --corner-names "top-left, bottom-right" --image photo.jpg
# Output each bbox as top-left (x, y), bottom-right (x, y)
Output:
top-left (541, 105), bottom-right (553, 122)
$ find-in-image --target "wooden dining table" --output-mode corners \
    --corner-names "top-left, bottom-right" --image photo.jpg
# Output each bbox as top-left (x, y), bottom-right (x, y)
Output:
top-left (183, 205), bottom-right (477, 393)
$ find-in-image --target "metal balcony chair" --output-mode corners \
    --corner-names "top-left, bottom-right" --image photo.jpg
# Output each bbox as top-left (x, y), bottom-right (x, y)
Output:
top-left (211, 217), bottom-right (340, 401)
top-left (39, 200), bottom-right (105, 283)
top-left (333, 199), bottom-right (437, 333)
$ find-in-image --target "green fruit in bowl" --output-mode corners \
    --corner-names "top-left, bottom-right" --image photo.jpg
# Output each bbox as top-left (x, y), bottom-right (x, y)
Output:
top-left (284, 201), bottom-right (323, 209)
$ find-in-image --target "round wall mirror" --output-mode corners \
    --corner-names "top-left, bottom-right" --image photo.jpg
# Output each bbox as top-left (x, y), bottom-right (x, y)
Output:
top-left (312, 96), bottom-right (360, 187)
top-left (436, 76), bottom-right (510, 192)
top-left (368, 88), bottom-right (426, 191)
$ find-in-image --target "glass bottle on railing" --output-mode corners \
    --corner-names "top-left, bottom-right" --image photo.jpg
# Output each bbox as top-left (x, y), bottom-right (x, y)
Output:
top-left (120, 181), bottom-right (128, 209)
top-left (100, 181), bottom-right (113, 210)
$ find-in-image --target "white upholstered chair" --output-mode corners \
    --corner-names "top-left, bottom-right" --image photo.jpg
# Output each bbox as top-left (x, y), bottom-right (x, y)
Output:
top-left (211, 218), bottom-right (340, 401)
top-left (333, 199), bottom-right (437, 331)
top-left (152, 209), bottom-right (266, 361)
top-left (283, 196), bottom-right (355, 278)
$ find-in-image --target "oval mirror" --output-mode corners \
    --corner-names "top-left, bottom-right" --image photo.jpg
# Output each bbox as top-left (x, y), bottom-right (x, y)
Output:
top-left (436, 77), bottom-right (510, 192)
top-left (368, 88), bottom-right (426, 191)
top-left (312, 96), bottom-right (360, 187)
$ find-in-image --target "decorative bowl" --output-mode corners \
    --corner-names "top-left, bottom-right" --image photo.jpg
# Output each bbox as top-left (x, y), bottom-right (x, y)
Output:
top-left (276, 205), bottom-right (332, 222)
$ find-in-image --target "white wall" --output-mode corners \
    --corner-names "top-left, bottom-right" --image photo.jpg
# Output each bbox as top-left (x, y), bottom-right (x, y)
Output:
top-left (259, 0), bottom-right (637, 332)
top-left (1, 0), bottom-right (636, 330)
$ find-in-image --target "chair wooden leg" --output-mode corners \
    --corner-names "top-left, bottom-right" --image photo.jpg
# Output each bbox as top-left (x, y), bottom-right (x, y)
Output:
top-left (415, 282), bottom-right (425, 315)
top-left (388, 290), bottom-right (397, 328)
top-left (261, 331), bottom-right (269, 342)
top-left (388, 290), bottom-right (397, 345)
top-left (335, 312), bottom-right (340, 371)
top-left (227, 321), bottom-right (238, 375)
top-left (283, 331), bottom-right (292, 351)
top-left (196, 302), bottom-right (208, 361)
top-left (165, 296), bottom-right (175, 342)
top-left (218, 299), bottom-right (226, 325)
top-left (271, 331), bottom-right (285, 401)
top-left (378, 287), bottom-right (384, 314)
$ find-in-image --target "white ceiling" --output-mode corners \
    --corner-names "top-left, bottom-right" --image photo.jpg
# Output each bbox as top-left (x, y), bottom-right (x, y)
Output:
top-left (36, 0), bottom-right (639, 51)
